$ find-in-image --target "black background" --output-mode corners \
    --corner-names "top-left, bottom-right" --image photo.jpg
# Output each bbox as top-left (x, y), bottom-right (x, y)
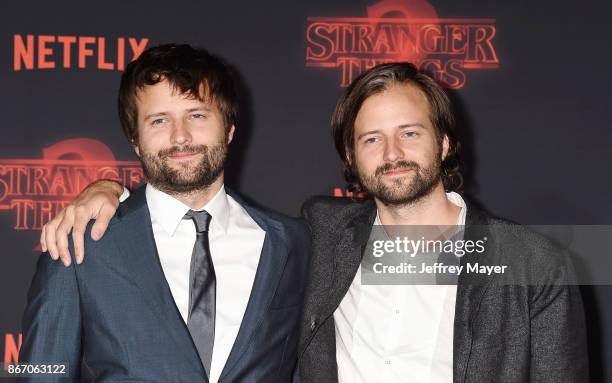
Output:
top-left (1, 0), bottom-right (610, 381)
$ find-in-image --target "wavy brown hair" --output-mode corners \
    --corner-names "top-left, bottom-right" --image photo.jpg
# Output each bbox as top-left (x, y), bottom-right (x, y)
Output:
top-left (118, 43), bottom-right (237, 145)
top-left (331, 62), bottom-right (463, 194)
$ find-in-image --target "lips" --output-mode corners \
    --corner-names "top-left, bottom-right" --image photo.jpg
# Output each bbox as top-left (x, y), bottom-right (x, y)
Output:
top-left (159, 145), bottom-right (207, 160)
top-left (375, 160), bottom-right (420, 177)
top-left (382, 167), bottom-right (414, 176)
top-left (165, 151), bottom-right (203, 162)
top-left (168, 151), bottom-right (199, 158)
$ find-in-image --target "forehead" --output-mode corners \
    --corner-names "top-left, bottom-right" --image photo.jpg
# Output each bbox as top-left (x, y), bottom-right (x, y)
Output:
top-left (355, 83), bottom-right (431, 129)
top-left (135, 80), bottom-right (216, 112)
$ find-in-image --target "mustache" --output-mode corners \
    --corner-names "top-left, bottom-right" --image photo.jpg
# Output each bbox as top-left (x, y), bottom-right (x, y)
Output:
top-left (158, 145), bottom-right (208, 157)
top-left (374, 161), bottom-right (420, 177)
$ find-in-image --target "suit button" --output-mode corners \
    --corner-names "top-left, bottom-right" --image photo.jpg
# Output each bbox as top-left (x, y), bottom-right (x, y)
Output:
top-left (310, 315), bottom-right (317, 331)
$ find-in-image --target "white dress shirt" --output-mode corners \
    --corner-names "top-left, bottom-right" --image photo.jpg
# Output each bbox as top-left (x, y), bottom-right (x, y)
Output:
top-left (334, 192), bottom-right (467, 383)
top-left (141, 184), bottom-right (265, 383)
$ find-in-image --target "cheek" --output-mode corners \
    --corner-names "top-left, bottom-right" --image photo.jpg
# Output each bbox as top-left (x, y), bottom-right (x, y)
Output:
top-left (137, 131), bottom-right (165, 154)
top-left (426, 140), bottom-right (443, 162)
top-left (190, 121), bottom-right (227, 144)
top-left (196, 129), bottom-right (225, 144)
top-left (403, 139), bottom-right (439, 163)
top-left (354, 149), bottom-right (378, 174)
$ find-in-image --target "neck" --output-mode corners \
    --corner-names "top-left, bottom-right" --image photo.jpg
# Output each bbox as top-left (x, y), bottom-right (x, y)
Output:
top-left (376, 182), bottom-right (461, 226)
top-left (160, 175), bottom-right (224, 210)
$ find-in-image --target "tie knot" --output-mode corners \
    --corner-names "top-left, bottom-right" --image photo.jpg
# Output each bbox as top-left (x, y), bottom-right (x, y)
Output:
top-left (183, 210), bottom-right (212, 233)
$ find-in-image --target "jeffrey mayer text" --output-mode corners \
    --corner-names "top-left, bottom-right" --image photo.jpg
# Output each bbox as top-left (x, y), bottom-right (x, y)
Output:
top-left (373, 262), bottom-right (508, 276)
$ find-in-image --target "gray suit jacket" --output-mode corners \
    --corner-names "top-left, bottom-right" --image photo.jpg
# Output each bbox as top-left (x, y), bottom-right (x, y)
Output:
top-left (19, 185), bottom-right (311, 382)
top-left (297, 196), bottom-right (588, 383)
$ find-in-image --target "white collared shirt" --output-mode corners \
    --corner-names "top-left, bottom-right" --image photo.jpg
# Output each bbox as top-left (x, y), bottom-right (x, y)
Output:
top-left (334, 192), bottom-right (467, 383)
top-left (143, 184), bottom-right (265, 383)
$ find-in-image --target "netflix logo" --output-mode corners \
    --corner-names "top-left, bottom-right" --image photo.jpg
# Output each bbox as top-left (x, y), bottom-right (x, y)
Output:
top-left (12, 34), bottom-right (149, 71)
top-left (3, 333), bottom-right (21, 367)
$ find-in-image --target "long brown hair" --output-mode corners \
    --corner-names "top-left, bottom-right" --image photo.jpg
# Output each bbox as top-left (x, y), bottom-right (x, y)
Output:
top-left (331, 62), bottom-right (463, 193)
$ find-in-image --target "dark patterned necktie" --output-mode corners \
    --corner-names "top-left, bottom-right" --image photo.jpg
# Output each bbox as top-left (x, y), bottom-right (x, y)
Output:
top-left (183, 210), bottom-right (216, 376)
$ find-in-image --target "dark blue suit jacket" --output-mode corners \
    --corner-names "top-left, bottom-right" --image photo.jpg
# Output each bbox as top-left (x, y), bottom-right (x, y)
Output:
top-left (19, 186), bottom-right (311, 382)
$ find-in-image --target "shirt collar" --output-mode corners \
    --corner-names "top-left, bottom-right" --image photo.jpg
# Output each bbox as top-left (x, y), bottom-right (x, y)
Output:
top-left (200, 185), bottom-right (230, 234)
top-left (446, 191), bottom-right (467, 226)
top-left (374, 191), bottom-right (468, 226)
top-left (145, 183), bottom-right (230, 237)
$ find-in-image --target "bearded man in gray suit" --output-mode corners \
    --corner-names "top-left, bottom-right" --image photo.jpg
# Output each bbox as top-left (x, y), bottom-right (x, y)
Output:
top-left (296, 63), bottom-right (588, 382)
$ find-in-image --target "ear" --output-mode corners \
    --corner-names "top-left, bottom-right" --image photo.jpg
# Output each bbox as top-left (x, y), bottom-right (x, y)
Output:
top-left (345, 148), bottom-right (353, 166)
top-left (227, 125), bottom-right (236, 144)
top-left (132, 141), bottom-right (141, 157)
top-left (441, 134), bottom-right (449, 160)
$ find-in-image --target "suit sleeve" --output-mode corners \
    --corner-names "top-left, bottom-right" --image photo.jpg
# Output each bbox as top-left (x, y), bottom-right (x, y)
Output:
top-left (529, 256), bottom-right (589, 382)
top-left (300, 200), bottom-right (313, 228)
top-left (291, 365), bottom-right (301, 383)
top-left (18, 252), bottom-right (82, 382)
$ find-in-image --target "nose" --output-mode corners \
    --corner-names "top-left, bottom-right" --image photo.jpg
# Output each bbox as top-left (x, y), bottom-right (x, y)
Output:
top-left (170, 120), bottom-right (192, 146)
top-left (383, 136), bottom-right (404, 162)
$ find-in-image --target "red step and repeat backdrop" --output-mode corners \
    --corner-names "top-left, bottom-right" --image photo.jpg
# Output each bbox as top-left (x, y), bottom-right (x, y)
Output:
top-left (1, 0), bottom-right (611, 381)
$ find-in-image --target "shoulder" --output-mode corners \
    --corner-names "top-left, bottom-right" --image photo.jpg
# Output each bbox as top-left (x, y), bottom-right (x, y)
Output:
top-left (254, 200), bottom-right (308, 228)
top-left (472, 208), bottom-right (572, 283)
top-left (301, 195), bottom-right (373, 223)
top-left (29, 251), bottom-right (78, 293)
top-left (487, 216), bottom-right (563, 258)
top-left (29, 240), bottom-right (82, 301)
top-left (467, 202), bottom-right (557, 256)
top-left (258, 204), bottom-right (310, 243)
top-left (103, 185), bottom-right (149, 234)
top-left (228, 191), bottom-right (311, 245)
top-left (81, 197), bottom-right (140, 259)
top-left (76, 220), bottom-right (120, 265)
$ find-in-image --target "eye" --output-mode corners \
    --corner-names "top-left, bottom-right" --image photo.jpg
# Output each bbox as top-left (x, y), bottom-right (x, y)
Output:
top-left (402, 131), bottom-right (418, 138)
top-left (190, 113), bottom-right (206, 120)
top-left (151, 118), bottom-right (167, 126)
top-left (364, 137), bottom-right (379, 144)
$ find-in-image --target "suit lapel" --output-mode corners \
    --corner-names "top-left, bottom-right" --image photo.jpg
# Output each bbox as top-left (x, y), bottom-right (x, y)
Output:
top-left (218, 191), bottom-right (289, 381)
top-left (111, 186), bottom-right (206, 379)
top-left (453, 204), bottom-right (496, 383)
top-left (322, 200), bottom-right (376, 320)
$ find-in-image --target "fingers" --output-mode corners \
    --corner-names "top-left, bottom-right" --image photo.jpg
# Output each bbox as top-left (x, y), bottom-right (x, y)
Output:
top-left (43, 210), bottom-right (63, 261)
top-left (39, 181), bottom-right (124, 266)
top-left (55, 205), bottom-right (76, 267)
top-left (90, 203), bottom-right (115, 242)
top-left (72, 206), bottom-right (91, 265)
top-left (40, 224), bottom-right (47, 253)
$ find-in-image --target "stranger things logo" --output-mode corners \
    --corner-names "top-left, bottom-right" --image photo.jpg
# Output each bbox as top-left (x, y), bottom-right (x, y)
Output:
top-left (0, 138), bottom-right (144, 232)
top-left (306, 0), bottom-right (499, 88)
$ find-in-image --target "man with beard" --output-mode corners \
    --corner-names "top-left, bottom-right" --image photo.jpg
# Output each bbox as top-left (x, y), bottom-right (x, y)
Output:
top-left (19, 44), bottom-right (310, 383)
top-left (295, 63), bottom-right (587, 382)
top-left (39, 63), bottom-right (587, 382)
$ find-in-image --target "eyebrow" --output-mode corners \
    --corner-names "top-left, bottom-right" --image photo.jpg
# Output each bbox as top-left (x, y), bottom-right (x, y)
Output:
top-left (143, 107), bottom-right (213, 121)
top-left (185, 107), bottom-right (212, 113)
top-left (143, 112), bottom-right (167, 121)
top-left (356, 123), bottom-right (425, 140)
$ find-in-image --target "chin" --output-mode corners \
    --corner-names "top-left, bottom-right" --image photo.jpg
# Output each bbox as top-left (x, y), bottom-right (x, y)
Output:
top-left (383, 177), bottom-right (413, 189)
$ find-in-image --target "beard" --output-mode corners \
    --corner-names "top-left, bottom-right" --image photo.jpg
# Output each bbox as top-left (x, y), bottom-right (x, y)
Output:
top-left (357, 153), bottom-right (442, 207)
top-left (139, 143), bottom-right (227, 195)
